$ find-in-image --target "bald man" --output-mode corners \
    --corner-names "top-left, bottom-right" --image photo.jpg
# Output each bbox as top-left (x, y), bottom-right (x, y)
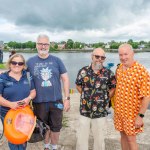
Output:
top-left (75, 48), bottom-right (116, 150)
top-left (114, 43), bottom-right (150, 150)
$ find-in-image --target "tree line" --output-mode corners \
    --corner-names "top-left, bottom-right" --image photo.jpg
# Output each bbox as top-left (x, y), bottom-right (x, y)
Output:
top-left (4, 39), bottom-right (150, 51)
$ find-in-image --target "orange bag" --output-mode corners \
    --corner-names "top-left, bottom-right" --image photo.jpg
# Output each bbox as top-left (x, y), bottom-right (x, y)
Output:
top-left (4, 105), bottom-right (36, 144)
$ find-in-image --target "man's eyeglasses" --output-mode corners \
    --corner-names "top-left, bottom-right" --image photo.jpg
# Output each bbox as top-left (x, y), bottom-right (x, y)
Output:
top-left (37, 43), bottom-right (50, 47)
top-left (10, 61), bottom-right (24, 66)
top-left (93, 55), bottom-right (106, 60)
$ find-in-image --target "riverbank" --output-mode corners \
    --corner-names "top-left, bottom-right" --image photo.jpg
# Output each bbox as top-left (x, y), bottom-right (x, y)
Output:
top-left (3, 48), bottom-right (150, 53)
top-left (0, 93), bottom-right (150, 150)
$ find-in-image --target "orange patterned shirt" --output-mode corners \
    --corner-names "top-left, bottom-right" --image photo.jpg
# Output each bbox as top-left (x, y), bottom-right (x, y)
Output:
top-left (114, 61), bottom-right (150, 135)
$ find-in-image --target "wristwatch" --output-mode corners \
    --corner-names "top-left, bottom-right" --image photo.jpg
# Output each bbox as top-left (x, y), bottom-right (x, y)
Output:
top-left (138, 113), bottom-right (144, 118)
top-left (65, 96), bottom-right (70, 100)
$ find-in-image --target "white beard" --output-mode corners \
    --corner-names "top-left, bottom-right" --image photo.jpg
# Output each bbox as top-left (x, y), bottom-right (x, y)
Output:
top-left (94, 63), bottom-right (102, 70)
top-left (38, 49), bottom-right (49, 56)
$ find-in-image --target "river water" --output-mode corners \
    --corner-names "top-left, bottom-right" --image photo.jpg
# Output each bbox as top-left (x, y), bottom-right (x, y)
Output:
top-left (3, 52), bottom-right (150, 88)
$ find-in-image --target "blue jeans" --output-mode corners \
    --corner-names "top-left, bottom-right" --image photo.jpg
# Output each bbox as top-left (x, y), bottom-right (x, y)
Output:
top-left (0, 108), bottom-right (27, 150)
top-left (8, 142), bottom-right (27, 150)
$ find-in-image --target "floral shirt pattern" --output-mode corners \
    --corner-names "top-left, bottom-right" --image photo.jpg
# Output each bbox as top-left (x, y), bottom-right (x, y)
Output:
top-left (75, 64), bottom-right (116, 118)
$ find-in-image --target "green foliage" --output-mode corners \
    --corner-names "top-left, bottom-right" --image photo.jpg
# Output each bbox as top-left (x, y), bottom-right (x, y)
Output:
top-left (25, 41), bottom-right (36, 49)
top-left (7, 41), bottom-right (36, 49)
top-left (50, 46), bottom-right (58, 51)
top-left (147, 41), bottom-right (150, 48)
top-left (139, 40), bottom-right (146, 45)
top-left (79, 43), bottom-right (84, 49)
top-left (93, 43), bottom-right (100, 48)
top-left (92, 42), bottom-right (105, 48)
top-left (4, 45), bottom-right (8, 50)
top-left (110, 42), bottom-right (120, 49)
top-left (60, 41), bottom-right (66, 44)
top-left (54, 43), bottom-right (58, 49)
top-left (131, 42), bottom-right (138, 49)
top-left (127, 39), bottom-right (139, 49)
top-left (4, 39), bottom-right (150, 52)
top-left (128, 39), bottom-right (133, 44)
top-left (0, 63), bottom-right (6, 69)
top-left (66, 39), bottom-right (74, 49)
top-left (74, 41), bottom-right (83, 49)
top-left (62, 115), bottom-right (69, 127)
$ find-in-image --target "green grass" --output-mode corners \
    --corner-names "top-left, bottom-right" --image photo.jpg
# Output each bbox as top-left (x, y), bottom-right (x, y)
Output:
top-left (0, 63), bottom-right (6, 69)
top-left (62, 115), bottom-right (69, 127)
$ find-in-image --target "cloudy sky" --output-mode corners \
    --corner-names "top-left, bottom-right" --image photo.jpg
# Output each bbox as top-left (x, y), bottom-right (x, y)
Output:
top-left (0, 0), bottom-right (150, 43)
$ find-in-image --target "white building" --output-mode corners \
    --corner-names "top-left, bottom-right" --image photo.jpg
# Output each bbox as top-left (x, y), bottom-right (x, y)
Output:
top-left (105, 43), bottom-right (110, 49)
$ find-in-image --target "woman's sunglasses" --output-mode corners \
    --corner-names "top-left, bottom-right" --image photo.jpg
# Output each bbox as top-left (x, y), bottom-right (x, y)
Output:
top-left (10, 61), bottom-right (24, 66)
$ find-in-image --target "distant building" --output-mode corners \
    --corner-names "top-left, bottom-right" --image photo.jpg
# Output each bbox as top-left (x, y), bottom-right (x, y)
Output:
top-left (0, 41), bottom-right (3, 63)
top-left (58, 43), bottom-right (66, 50)
top-left (81, 43), bottom-right (92, 50)
top-left (0, 41), bottom-right (4, 49)
top-left (138, 44), bottom-right (145, 50)
top-left (50, 42), bottom-right (55, 47)
top-left (105, 43), bottom-right (110, 49)
top-left (82, 46), bottom-right (93, 51)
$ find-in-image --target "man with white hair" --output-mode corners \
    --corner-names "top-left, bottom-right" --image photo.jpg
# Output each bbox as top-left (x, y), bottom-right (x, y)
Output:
top-left (114, 43), bottom-right (150, 150)
top-left (27, 34), bottom-right (70, 150)
top-left (75, 48), bottom-right (116, 150)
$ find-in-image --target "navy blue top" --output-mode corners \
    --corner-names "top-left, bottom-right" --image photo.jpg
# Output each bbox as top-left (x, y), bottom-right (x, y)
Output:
top-left (0, 70), bottom-right (35, 112)
top-left (27, 55), bottom-right (67, 103)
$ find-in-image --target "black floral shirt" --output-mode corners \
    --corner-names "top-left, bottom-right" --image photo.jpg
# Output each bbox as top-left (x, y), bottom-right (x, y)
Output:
top-left (75, 64), bottom-right (116, 118)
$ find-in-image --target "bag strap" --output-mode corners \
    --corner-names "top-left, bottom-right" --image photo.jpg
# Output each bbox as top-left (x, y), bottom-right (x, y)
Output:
top-left (26, 72), bottom-right (33, 109)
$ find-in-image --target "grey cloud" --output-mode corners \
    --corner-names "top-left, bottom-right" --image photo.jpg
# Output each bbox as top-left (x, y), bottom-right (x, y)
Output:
top-left (16, 13), bottom-right (46, 27)
top-left (0, 0), bottom-right (150, 42)
top-left (0, 0), bottom-right (149, 31)
top-left (0, 32), bottom-right (31, 42)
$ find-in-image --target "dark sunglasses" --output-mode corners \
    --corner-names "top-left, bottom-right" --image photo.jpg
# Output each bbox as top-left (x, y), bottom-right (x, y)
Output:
top-left (94, 55), bottom-right (106, 60)
top-left (10, 61), bottom-right (24, 66)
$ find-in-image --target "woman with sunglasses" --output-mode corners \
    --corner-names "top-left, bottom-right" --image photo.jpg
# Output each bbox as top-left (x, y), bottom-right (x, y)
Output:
top-left (0, 54), bottom-right (36, 150)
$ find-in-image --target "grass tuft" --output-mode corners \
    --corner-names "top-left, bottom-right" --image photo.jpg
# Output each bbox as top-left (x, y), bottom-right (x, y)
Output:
top-left (62, 115), bottom-right (69, 127)
top-left (0, 63), bottom-right (6, 69)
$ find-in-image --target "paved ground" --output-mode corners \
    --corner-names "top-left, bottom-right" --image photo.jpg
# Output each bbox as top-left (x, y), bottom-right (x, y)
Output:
top-left (0, 81), bottom-right (150, 150)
